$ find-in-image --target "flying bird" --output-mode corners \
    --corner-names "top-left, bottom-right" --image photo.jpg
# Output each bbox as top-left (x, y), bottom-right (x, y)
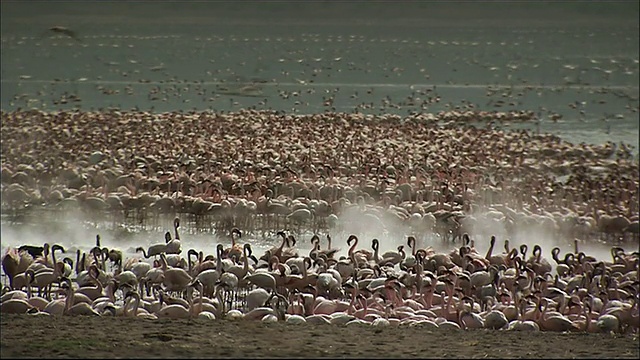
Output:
top-left (46, 26), bottom-right (82, 42)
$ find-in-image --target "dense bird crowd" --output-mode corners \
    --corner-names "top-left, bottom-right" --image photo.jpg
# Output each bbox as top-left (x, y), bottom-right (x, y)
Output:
top-left (1, 109), bottom-right (638, 242)
top-left (1, 220), bottom-right (638, 333)
top-left (1, 108), bottom-right (638, 332)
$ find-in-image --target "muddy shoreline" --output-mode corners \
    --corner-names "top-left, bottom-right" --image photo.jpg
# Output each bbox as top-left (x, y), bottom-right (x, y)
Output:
top-left (1, 315), bottom-right (638, 359)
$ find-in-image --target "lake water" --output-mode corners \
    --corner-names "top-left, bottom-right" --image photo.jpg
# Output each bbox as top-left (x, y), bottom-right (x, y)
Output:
top-left (1, 1), bottom-right (638, 150)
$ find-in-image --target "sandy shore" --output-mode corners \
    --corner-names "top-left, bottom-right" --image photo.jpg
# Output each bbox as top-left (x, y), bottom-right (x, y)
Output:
top-left (1, 314), bottom-right (638, 359)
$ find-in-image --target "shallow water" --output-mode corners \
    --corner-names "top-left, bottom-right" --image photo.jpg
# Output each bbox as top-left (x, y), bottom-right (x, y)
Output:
top-left (0, 207), bottom-right (636, 283)
top-left (1, 2), bottom-right (638, 271)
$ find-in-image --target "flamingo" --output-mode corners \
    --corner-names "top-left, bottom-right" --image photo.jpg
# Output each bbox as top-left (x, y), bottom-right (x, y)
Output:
top-left (136, 243), bottom-right (167, 259)
top-left (536, 297), bottom-right (580, 332)
top-left (379, 244), bottom-right (405, 267)
top-left (280, 235), bottom-right (299, 263)
top-left (159, 253), bottom-right (193, 294)
top-left (485, 235), bottom-right (508, 266)
top-left (24, 260), bottom-right (64, 300)
top-left (333, 236), bottom-right (358, 281)
top-left (155, 303), bottom-right (191, 319)
top-left (246, 288), bottom-right (272, 311)
top-left (223, 228), bottom-right (243, 260)
top-left (227, 244), bottom-right (257, 301)
top-left (17, 244), bottom-right (44, 259)
top-left (551, 247), bottom-right (574, 277)
top-left (483, 309), bottom-right (509, 329)
top-left (244, 271), bottom-right (278, 295)
top-left (123, 291), bottom-right (158, 319)
top-left (458, 297), bottom-right (485, 329)
top-left (164, 218), bottom-right (182, 255)
top-left (75, 265), bottom-right (105, 301)
top-left (322, 234), bottom-right (341, 259)
top-left (284, 257), bottom-right (314, 293)
top-left (31, 243), bottom-right (51, 268)
top-left (60, 278), bottom-right (100, 316)
top-left (1, 298), bottom-right (37, 314)
top-left (507, 297), bottom-right (541, 331)
top-left (217, 270), bottom-right (239, 312)
top-left (2, 247), bottom-right (34, 289)
top-left (527, 244), bottom-right (552, 276)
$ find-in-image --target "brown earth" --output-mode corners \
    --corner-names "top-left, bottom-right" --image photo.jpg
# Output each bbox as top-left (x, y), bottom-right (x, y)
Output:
top-left (1, 314), bottom-right (638, 359)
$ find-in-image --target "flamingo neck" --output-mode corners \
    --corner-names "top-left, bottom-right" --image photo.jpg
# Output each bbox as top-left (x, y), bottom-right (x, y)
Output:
top-left (535, 300), bottom-right (545, 322)
top-left (295, 293), bottom-right (304, 316)
top-left (269, 256), bottom-right (279, 272)
top-left (347, 290), bottom-right (357, 315)
top-left (386, 287), bottom-right (400, 307)
top-left (486, 241), bottom-right (494, 259)
top-left (360, 296), bottom-right (368, 317)
top-left (301, 260), bottom-right (308, 280)
top-left (132, 293), bottom-right (140, 316)
top-left (65, 286), bottom-right (74, 313)
top-left (415, 284), bottom-right (426, 308)
top-left (276, 234), bottom-right (287, 253)
top-left (198, 285), bottom-right (204, 314)
top-left (583, 305), bottom-right (591, 331)
top-left (348, 237), bottom-right (358, 256)
top-left (216, 248), bottom-right (223, 272)
top-left (50, 248), bottom-right (58, 274)
top-left (446, 288), bottom-right (455, 311)
top-left (242, 248), bottom-right (249, 273)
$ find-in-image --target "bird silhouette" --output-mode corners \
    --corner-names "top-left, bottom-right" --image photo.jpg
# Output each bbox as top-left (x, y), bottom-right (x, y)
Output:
top-left (45, 26), bottom-right (82, 42)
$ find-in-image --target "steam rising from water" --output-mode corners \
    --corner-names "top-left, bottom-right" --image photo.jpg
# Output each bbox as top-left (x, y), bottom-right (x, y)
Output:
top-left (1, 205), bottom-right (635, 277)
top-left (331, 206), bottom-right (631, 266)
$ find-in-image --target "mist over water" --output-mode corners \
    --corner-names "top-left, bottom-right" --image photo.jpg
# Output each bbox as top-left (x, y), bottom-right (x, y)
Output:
top-left (1, 1), bottom-right (638, 276)
top-left (1, 204), bottom-right (634, 281)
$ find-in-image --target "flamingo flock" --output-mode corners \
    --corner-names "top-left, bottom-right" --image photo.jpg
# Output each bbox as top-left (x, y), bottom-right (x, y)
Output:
top-left (1, 219), bottom-right (638, 334)
top-left (1, 109), bottom-right (638, 243)
top-left (0, 107), bottom-right (638, 335)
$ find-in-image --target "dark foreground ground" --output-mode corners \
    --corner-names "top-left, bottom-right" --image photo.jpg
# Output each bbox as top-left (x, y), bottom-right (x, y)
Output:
top-left (1, 315), bottom-right (638, 359)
